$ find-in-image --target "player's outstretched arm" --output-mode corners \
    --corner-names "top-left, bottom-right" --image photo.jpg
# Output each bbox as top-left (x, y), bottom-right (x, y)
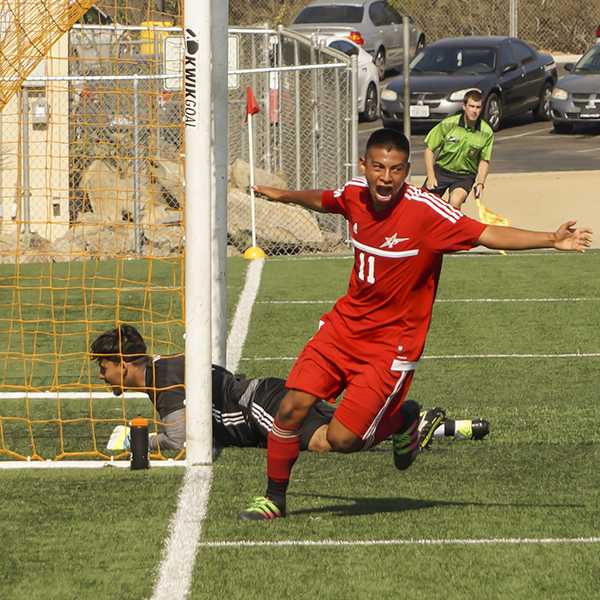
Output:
top-left (479, 221), bottom-right (593, 252)
top-left (253, 185), bottom-right (327, 212)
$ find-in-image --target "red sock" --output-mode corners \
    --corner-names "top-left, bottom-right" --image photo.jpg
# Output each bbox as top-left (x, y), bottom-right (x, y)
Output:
top-left (267, 418), bottom-right (301, 485)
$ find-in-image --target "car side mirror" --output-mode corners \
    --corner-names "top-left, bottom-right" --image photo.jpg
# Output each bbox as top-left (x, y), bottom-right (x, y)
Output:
top-left (502, 63), bottom-right (518, 73)
top-left (563, 63), bottom-right (574, 72)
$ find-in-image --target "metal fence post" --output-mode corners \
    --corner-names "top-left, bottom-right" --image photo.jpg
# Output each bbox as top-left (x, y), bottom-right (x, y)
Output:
top-left (334, 66), bottom-right (341, 186)
top-left (21, 86), bottom-right (31, 234)
top-left (154, 32), bottom-right (161, 159)
top-left (350, 54), bottom-right (358, 178)
top-left (293, 38), bottom-right (301, 188)
top-left (310, 40), bottom-right (318, 189)
top-left (262, 30), bottom-right (271, 172)
top-left (277, 25), bottom-right (283, 173)
top-left (510, 0), bottom-right (518, 37)
top-left (403, 16), bottom-right (411, 142)
top-left (132, 75), bottom-right (142, 253)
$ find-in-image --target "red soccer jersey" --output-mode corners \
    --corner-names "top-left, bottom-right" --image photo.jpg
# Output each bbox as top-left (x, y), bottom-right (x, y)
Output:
top-left (321, 177), bottom-right (486, 365)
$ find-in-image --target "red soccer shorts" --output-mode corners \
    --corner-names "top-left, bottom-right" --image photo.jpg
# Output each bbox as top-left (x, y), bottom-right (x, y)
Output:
top-left (286, 322), bottom-right (415, 448)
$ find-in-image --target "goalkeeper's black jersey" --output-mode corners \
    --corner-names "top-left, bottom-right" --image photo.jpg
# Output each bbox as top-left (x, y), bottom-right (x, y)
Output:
top-left (144, 357), bottom-right (334, 449)
top-left (145, 355), bottom-right (186, 419)
top-left (212, 366), bottom-right (335, 450)
top-left (211, 366), bottom-right (285, 447)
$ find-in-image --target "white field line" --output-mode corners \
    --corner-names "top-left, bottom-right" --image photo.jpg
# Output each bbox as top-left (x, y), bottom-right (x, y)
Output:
top-left (0, 460), bottom-right (182, 469)
top-left (0, 391), bottom-right (147, 399)
top-left (227, 259), bottom-right (265, 373)
top-left (151, 466), bottom-right (213, 600)
top-left (198, 536), bottom-right (600, 548)
top-left (256, 297), bottom-right (600, 305)
top-left (267, 251), bottom-right (595, 262)
top-left (152, 259), bottom-right (264, 600)
top-left (242, 352), bottom-right (600, 362)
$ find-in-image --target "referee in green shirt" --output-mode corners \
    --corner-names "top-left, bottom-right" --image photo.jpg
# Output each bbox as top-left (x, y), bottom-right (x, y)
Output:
top-left (424, 89), bottom-right (494, 209)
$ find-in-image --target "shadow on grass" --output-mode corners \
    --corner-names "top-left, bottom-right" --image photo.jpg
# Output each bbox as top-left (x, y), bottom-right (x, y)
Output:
top-left (288, 492), bottom-right (584, 517)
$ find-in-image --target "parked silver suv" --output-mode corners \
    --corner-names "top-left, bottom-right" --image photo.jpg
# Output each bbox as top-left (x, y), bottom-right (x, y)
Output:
top-left (289, 0), bottom-right (425, 79)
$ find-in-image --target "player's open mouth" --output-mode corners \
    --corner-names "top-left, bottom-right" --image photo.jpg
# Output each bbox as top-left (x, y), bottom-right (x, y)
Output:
top-left (375, 186), bottom-right (394, 202)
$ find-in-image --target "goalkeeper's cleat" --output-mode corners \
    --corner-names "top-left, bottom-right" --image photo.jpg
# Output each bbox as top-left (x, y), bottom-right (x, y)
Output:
top-left (418, 407), bottom-right (446, 450)
top-left (392, 399), bottom-right (421, 471)
top-left (107, 425), bottom-right (130, 451)
top-left (239, 496), bottom-right (285, 521)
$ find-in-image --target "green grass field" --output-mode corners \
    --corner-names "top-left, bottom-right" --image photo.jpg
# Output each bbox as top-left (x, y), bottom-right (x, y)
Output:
top-left (1, 252), bottom-right (600, 599)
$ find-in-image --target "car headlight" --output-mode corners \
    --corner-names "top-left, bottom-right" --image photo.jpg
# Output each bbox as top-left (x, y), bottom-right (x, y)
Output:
top-left (448, 88), bottom-right (475, 102)
top-left (551, 87), bottom-right (568, 101)
top-left (381, 88), bottom-right (398, 102)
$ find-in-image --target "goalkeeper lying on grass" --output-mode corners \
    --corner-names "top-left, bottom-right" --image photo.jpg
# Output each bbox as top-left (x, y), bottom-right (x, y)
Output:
top-left (91, 324), bottom-right (489, 453)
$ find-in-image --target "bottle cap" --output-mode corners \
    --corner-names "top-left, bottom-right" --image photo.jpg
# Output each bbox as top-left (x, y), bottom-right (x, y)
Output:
top-left (129, 416), bottom-right (149, 427)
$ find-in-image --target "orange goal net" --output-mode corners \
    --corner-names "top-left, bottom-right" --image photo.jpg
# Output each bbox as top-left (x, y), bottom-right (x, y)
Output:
top-left (0, 1), bottom-right (186, 463)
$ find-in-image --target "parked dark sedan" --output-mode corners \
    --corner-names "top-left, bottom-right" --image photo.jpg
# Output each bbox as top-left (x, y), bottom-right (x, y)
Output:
top-left (381, 36), bottom-right (557, 131)
top-left (550, 45), bottom-right (600, 133)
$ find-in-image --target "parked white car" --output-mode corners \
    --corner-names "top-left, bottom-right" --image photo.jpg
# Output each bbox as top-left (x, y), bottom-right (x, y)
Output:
top-left (290, 0), bottom-right (425, 80)
top-left (321, 36), bottom-right (380, 121)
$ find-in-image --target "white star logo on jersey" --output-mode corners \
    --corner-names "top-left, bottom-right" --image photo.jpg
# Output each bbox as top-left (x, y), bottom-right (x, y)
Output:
top-left (380, 233), bottom-right (410, 249)
top-left (353, 223), bottom-right (358, 234)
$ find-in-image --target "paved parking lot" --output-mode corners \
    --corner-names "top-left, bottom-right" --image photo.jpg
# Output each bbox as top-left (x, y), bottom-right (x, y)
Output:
top-left (359, 115), bottom-right (600, 176)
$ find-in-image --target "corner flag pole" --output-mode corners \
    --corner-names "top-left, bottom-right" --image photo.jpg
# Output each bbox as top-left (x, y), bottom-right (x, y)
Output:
top-left (243, 86), bottom-right (266, 260)
top-left (184, 1), bottom-right (213, 465)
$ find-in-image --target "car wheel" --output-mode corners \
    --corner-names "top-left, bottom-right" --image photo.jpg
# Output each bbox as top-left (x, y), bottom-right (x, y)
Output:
top-left (553, 122), bottom-right (573, 134)
top-left (375, 48), bottom-right (386, 80)
top-left (534, 82), bottom-right (553, 120)
top-left (361, 83), bottom-right (379, 122)
top-left (484, 92), bottom-right (502, 131)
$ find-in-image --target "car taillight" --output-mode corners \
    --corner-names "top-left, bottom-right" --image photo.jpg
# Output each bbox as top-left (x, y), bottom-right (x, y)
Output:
top-left (348, 31), bottom-right (365, 45)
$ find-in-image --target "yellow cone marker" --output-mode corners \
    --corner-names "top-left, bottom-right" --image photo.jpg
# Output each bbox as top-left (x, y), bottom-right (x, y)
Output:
top-left (243, 246), bottom-right (266, 260)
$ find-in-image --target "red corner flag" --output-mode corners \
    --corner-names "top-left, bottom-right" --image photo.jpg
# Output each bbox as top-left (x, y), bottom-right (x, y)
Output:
top-left (246, 86), bottom-right (260, 120)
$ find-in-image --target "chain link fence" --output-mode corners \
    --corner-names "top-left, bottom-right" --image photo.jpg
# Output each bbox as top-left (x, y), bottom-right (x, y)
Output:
top-left (228, 27), bottom-right (354, 255)
top-left (230, 0), bottom-right (600, 54)
top-left (1, 24), bottom-right (355, 259)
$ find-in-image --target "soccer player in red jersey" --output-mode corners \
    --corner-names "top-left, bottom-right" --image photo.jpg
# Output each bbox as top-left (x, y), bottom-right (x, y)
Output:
top-left (239, 128), bottom-right (593, 520)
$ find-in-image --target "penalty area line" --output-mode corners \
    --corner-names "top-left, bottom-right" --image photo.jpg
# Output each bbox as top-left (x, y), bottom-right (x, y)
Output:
top-left (241, 352), bottom-right (600, 362)
top-left (152, 260), bottom-right (264, 600)
top-left (256, 297), bottom-right (600, 305)
top-left (198, 536), bottom-right (600, 548)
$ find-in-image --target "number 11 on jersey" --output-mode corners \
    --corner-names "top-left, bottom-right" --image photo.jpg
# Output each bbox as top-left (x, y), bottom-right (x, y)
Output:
top-left (358, 252), bottom-right (375, 284)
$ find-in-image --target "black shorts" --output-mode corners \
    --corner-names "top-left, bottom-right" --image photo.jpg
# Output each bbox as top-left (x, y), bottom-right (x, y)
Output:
top-left (424, 164), bottom-right (475, 197)
top-left (248, 378), bottom-right (335, 450)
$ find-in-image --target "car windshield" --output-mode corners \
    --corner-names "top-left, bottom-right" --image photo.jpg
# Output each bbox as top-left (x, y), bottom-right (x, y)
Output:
top-left (293, 6), bottom-right (364, 24)
top-left (411, 47), bottom-right (496, 75)
top-left (573, 47), bottom-right (600, 73)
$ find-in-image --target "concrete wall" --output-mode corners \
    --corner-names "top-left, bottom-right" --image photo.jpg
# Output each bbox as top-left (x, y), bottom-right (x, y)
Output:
top-left (460, 171), bottom-right (599, 249)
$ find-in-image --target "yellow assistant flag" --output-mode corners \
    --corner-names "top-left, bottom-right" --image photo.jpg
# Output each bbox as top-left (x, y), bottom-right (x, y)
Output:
top-left (475, 197), bottom-right (510, 227)
top-left (475, 198), bottom-right (510, 255)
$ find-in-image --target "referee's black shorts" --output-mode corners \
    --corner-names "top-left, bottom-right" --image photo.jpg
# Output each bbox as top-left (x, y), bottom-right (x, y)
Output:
top-left (424, 164), bottom-right (475, 198)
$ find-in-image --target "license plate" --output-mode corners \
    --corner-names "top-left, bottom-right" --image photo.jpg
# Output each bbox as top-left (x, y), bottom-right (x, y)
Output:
top-left (409, 104), bottom-right (429, 118)
top-left (580, 108), bottom-right (600, 118)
